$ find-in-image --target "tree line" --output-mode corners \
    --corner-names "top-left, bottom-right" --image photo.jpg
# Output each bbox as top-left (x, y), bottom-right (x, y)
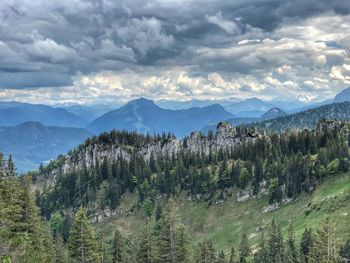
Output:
top-left (36, 121), bottom-right (350, 219)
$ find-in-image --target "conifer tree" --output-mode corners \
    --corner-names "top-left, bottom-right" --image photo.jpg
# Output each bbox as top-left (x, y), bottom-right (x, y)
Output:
top-left (176, 224), bottom-right (191, 263)
top-left (53, 234), bottom-right (70, 263)
top-left (216, 250), bottom-right (227, 263)
top-left (195, 239), bottom-right (216, 263)
top-left (137, 220), bottom-right (160, 263)
top-left (284, 224), bottom-right (299, 263)
top-left (339, 239), bottom-right (350, 262)
top-left (159, 198), bottom-right (190, 263)
top-left (229, 246), bottom-right (237, 263)
top-left (112, 229), bottom-right (125, 263)
top-left (68, 207), bottom-right (99, 263)
top-left (268, 220), bottom-right (283, 263)
top-left (0, 152), bottom-right (5, 178)
top-left (300, 228), bottom-right (312, 262)
top-left (5, 155), bottom-right (16, 178)
top-left (308, 218), bottom-right (339, 263)
top-left (239, 233), bottom-right (250, 263)
top-left (253, 231), bottom-right (269, 263)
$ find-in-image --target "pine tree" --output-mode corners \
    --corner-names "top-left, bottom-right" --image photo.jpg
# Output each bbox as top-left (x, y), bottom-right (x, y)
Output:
top-left (5, 155), bottom-right (16, 178)
top-left (300, 228), bottom-right (312, 262)
top-left (239, 233), bottom-right (250, 263)
top-left (137, 220), bottom-right (160, 263)
top-left (176, 224), bottom-right (191, 263)
top-left (159, 198), bottom-right (190, 263)
top-left (195, 239), bottom-right (216, 263)
top-left (216, 250), bottom-right (227, 263)
top-left (284, 224), bottom-right (299, 263)
top-left (112, 229), bottom-right (125, 263)
top-left (229, 246), bottom-right (236, 263)
top-left (53, 234), bottom-right (69, 263)
top-left (68, 207), bottom-right (99, 263)
top-left (254, 231), bottom-right (269, 263)
top-left (0, 152), bottom-right (5, 178)
top-left (339, 239), bottom-right (350, 262)
top-left (268, 220), bottom-right (283, 263)
top-left (308, 218), bottom-right (339, 263)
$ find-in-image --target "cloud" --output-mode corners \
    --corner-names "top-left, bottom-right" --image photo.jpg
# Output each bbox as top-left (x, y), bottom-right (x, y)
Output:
top-left (206, 11), bottom-right (241, 35)
top-left (0, 0), bottom-right (349, 102)
top-left (114, 17), bottom-right (174, 56)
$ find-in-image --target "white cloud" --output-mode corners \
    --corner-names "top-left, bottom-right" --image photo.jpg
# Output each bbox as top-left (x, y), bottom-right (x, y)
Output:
top-left (206, 11), bottom-right (241, 35)
top-left (115, 17), bottom-right (174, 56)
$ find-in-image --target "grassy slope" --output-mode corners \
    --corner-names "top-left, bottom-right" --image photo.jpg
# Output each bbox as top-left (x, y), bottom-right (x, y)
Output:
top-left (97, 172), bottom-right (350, 252)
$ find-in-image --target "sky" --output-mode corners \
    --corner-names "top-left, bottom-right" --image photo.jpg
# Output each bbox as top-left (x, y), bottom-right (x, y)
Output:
top-left (0, 0), bottom-right (350, 105)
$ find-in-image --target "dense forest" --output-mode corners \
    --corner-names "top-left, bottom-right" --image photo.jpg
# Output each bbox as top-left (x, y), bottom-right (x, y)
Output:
top-left (1, 164), bottom-right (350, 262)
top-left (36, 120), bottom-right (349, 219)
top-left (1, 120), bottom-right (350, 262)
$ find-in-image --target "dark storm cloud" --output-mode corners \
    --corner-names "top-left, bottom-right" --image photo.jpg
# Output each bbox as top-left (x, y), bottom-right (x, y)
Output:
top-left (0, 0), bottom-right (349, 93)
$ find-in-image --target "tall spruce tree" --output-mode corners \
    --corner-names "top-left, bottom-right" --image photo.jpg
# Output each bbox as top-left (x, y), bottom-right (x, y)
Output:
top-left (300, 228), bottom-right (312, 262)
top-left (228, 246), bottom-right (237, 263)
top-left (253, 231), bottom-right (269, 263)
top-left (111, 229), bottom-right (125, 263)
top-left (137, 220), bottom-right (160, 263)
top-left (239, 233), bottom-right (250, 263)
top-left (284, 224), bottom-right (299, 263)
top-left (68, 207), bottom-right (99, 263)
top-left (195, 239), bottom-right (216, 263)
top-left (339, 239), bottom-right (350, 262)
top-left (159, 198), bottom-right (190, 263)
top-left (5, 155), bottom-right (16, 178)
top-left (268, 220), bottom-right (283, 263)
top-left (308, 218), bottom-right (339, 263)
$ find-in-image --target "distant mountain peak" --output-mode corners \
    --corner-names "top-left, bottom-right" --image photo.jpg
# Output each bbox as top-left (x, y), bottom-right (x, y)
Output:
top-left (333, 87), bottom-right (350, 103)
top-left (129, 97), bottom-right (156, 105)
top-left (15, 121), bottom-right (46, 129)
top-left (260, 107), bottom-right (287, 121)
top-left (88, 99), bottom-right (233, 137)
top-left (244, 97), bottom-right (265, 102)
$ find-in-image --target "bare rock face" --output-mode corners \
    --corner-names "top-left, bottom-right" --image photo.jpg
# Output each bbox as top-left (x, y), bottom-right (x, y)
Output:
top-left (215, 122), bottom-right (237, 147)
top-left (316, 120), bottom-right (349, 136)
top-left (187, 131), bottom-right (211, 153)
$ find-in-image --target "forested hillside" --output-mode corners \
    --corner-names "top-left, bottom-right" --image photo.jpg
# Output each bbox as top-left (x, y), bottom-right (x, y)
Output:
top-left (2, 153), bottom-right (350, 262)
top-left (35, 120), bottom-right (350, 218)
top-left (6, 119), bottom-right (346, 262)
top-left (252, 102), bottom-right (350, 132)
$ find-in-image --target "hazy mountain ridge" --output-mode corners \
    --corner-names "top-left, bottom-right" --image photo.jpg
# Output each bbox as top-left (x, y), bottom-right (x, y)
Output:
top-left (0, 121), bottom-right (92, 171)
top-left (260, 107), bottom-right (287, 121)
top-left (62, 104), bottom-right (117, 122)
top-left (88, 98), bottom-right (234, 137)
top-left (202, 107), bottom-right (287, 133)
top-left (0, 101), bottom-right (87, 127)
top-left (253, 101), bottom-right (350, 132)
top-left (333, 87), bottom-right (350, 103)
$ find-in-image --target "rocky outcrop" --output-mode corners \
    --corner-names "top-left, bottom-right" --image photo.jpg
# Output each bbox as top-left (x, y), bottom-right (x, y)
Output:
top-left (40, 122), bottom-right (262, 186)
top-left (316, 120), bottom-right (349, 135)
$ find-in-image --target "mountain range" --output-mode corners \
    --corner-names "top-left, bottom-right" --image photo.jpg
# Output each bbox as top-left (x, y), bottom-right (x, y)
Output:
top-left (1, 87), bottom-right (350, 171)
top-left (88, 98), bottom-right (234, 137)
